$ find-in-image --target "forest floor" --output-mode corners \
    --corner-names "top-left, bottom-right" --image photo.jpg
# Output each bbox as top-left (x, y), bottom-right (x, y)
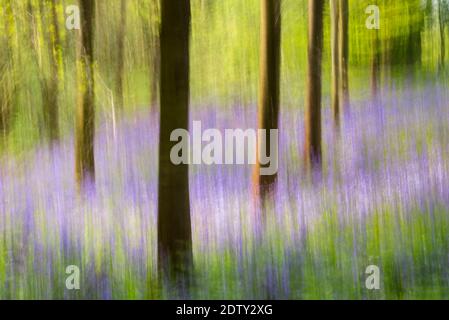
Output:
top-left (1, 84), bottom-right (449, 299)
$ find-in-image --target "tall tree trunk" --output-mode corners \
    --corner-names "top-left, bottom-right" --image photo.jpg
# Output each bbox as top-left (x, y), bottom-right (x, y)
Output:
top-left (149, 33), bottom-right (160, 109)
top-left (157, 0), bottom-right (192, 285)
top-left (304, 0), bottom-right (324, 169)
top-left (439, 0), bottom-right (446, 70)
top-left (41, 0), bottom-right (62, 142)
top-left (75, 0), bottom-right (96, 188)
top-left (140, 0), bottom-right (160, 109)
top-left (0, 0), bottom-right (16, 138)
top-left (371, 27), bottom-right (381, 100)
top-left (330, 0), bottom-right (340, 128)
top-left (254, 0), bottom-right (281, 198)
top-left (150, 0), bottom-right (160, 109)
top-left (338, 0), bottom-right (349, 111)
top-left (116, 0), bottom-right (127, 111)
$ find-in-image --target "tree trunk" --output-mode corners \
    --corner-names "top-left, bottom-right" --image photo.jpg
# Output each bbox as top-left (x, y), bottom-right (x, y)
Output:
top-left (41, 0), bottom-right (62, 142)
top-left (115, 0), bottom-right (127, 111)
top-left (304, 0), bottom-right (324, 168)
top-left (330, 0), bottom-right (340, 128)
top-left (338, 0), bottom-right (349, 111)
top-left (150, 0), bottom-right (160, 109)
top-left (141, 0), bottom-right (160, 109)
top-left (371, 28), bottom-right (381, 100)
top-left (75, 0), bottom-right (96, 188)
top-left (0, 0), bottom-right (15, 138)
top-left (254, 0), bottom-right (281, 198)
top-left (157, 0), bottom-right (193, 286)
top-left (439, 0), bottom-right (446, 69)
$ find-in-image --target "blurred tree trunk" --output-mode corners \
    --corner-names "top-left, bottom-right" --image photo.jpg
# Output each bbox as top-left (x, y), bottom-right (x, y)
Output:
top-left (115, 0), bottom-right (127, 111)
top-left (439, 0), bottom-right (446, 69)
top-left (149, 0), bottom-right (160, 108)
top-left (371, 28), bottom-right (381, 100)
top-left (0, 0), bottom-right (16, 138)
top-left (140, 0), bottom-right (160, 109)
top-left (330, 0), bottom-right (340, 128)
top-left (157, 0), bottom-right (193, 286)
top-left (304, 0), bottom-right (324, 169)
top-left (75, 0), bottom-right (96, 188)
top-left (254, 0), bottom-right (281, 198)
top-left (408, 1), bottom-right (423, 66)
top-left (338, 0), bottom-right (349, 111)
top-left (40, 0), bottom-right (62, 142)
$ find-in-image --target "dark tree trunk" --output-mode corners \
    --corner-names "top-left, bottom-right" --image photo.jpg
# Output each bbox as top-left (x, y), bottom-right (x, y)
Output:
top-left (157, 0), bottom-right (193, 286)
top-left (75, 0), bottom-right (96, 188)
top-left (254, 0), bottom-right (281, 198)
top-left (304, 0), bottom-right (324, 169)
top-left (338, 0), bottom-right (349, 111)
top-left (42, 0), bottom-right (62, 142)
top-left (330, 0), bottom-right (340, 127)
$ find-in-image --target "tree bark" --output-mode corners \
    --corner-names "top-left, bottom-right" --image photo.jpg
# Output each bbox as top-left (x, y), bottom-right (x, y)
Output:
top-left (371, 27), bottom-right (381, 100)
top-left (157, 0), bottom-right (193, 285)
top-left (41, 0), bottom-right (62, 142)
top-left (75, 0), bottom-right (96, 188)
top-left (0, 0), bottom-right (16, 138)
top-left (330, 0), bottom-right (340, 127)
top-left (304, 0), bottom-right (324, 169)
top-left (254, 0), bottom-right (281, 198)
top-left (115, 0), bottom-right (127, 111)
top-left (439, 0), bottom-right (446, 69)
top-left (140, 0), bottom-right (160, 109)
top-left (338, 0), bottom-right (349, 111)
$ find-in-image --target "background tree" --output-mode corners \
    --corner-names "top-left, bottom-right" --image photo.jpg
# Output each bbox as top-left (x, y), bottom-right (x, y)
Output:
top-left (75, 0), bottom-right (96, 188)
top-left (339, 0), bottom-right (349, 111)
top-left (438, 0), bottom-right (449, 69)
top-left (40, 0), bottom-right (63, 142)
top-left (157, 0), bottom-right (193, 285)
top-left (370, 0), bottom-right (381, 100)
top-left (115, 0), bottom-right (127, 111)
top-left (304, 0), bottom-right (324, 168)
top-left (254, 0), bottom-right (281, 198)
top-left (330, 0), bottom-right (340, 127)
top-left (0, 0), bottom-right (17, 138)
top-left (371, 25), bottom-right (381, 100)
top-left (140, 0), bottom-right (160, 109)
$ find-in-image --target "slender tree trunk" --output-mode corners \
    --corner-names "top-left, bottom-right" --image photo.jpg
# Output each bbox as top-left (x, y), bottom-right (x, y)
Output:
top-left (75, 0), bottom-right (96, 188)
top-left (338, 0), bottom-right (349, 111)
top-left (304, 0), bottom-right (324, 169)
top-left (371, 28), bottom-right (381, 100)
top-left (330, 0), bottom-right (340, 128)
top-left (141, 0), bottom-right (160, 109)
top-left (42, 0), bottom-right (62, 142)
top-left (150, 0), bottom-right (160, 109)
top-left (439, 0), bottom-right (446, 70)
top-left (149, 31), bottom-right (160, 109)
top-left (254, 0), bottom-right (281, 198)
top-left (0, 0), bottom-right (16, 138)
top-left (27, 0), bottom-right (48, 139)
top-left (157, 0), bottom-right (192, 286)
top-left (116, 0), bottom-right (127, 111)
